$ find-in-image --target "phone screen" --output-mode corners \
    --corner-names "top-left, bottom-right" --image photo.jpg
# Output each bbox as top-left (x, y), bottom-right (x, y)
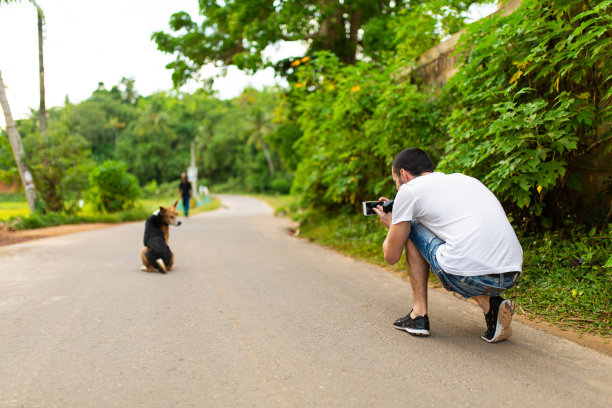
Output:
top-left (362, 201), bottom-right (382, 216)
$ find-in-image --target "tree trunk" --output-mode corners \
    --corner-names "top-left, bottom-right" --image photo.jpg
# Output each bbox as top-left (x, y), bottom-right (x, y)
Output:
top-left (0, 70), bottom-right (37, 212)
top-left (36, 6), bottom-right (46, 134)
top-left (261, 138), bottom-right (275, 177)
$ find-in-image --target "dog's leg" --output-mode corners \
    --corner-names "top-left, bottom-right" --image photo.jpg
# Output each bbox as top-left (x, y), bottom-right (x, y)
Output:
top-left (167, 249), bottom-right (175, 271)
top-left (156, 258), bottom-right (168, 274)
top-left (141, 248), bottom-right (157, 272)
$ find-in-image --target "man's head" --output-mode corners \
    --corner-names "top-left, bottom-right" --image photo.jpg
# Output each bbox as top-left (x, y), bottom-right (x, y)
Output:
top-left (392, 148), bottom-right (434, 189)
top-left (181, 172), bottom-right (187, 181)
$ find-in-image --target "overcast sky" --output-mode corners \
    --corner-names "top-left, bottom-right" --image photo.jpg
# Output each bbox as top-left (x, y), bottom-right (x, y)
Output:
top-left (0, 0), bottom-right (303, 127)
top-left (0, 0), bottom-right (496, 129)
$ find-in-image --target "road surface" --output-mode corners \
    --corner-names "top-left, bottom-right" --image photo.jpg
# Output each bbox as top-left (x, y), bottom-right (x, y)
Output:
top-left (1, 195), bottom-right (610, 407)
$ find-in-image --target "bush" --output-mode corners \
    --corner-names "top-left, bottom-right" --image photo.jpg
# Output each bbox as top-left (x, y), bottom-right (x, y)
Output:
top-left (440, 0), bottom-right (611, 228)
top-left (86, 161), bottom-right (141, 212)
top-left (270, 176), bottom-right (293, 194)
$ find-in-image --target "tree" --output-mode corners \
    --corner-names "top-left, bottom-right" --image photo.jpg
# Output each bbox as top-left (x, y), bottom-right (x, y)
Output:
top-left (117, 92), bottom-right (187, 184)
top-left (0, 71), bottom-right (37, 212)
top-left (152, 0), bottom-right (491, 86)
top-left (0, 0), bottom-right (42, 211)
top-left (236, 87), bottom-right (278, 177)
top-left (34, 1), bottom-right (46, 135)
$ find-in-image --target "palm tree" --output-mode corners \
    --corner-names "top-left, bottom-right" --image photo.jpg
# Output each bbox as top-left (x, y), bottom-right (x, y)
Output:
top-left (33, 1), bottom-right (46, 134)
top-left (0, 71), bottom-right (37, 212)
top-left (237, 89), bottom-right (276, 177)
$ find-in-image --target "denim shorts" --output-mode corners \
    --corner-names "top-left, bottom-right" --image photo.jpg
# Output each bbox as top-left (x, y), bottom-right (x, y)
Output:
top-left (409, 221), bottom-right (520, 299)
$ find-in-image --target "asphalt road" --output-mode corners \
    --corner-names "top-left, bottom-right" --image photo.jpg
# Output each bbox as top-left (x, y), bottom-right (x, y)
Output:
top-left (1, 195), bottom-right (611, 407)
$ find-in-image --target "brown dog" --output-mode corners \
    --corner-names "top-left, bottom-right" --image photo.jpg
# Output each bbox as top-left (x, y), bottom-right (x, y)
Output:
top-left (140, 200), bottom-right (181, 273)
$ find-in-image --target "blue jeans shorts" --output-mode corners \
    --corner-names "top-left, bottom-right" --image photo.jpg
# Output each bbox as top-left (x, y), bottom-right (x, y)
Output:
top-left (409, 221), bottom-right (520, 299)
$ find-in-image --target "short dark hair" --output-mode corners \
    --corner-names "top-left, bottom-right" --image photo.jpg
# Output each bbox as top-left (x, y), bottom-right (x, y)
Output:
top-left (392, 148), bottom-right (435, 176)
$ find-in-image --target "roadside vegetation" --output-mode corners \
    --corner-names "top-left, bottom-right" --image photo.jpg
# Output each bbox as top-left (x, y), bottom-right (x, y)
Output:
top-left (0, 188), bottom-right (220, 230)
top-left (1, 0), bottom-right (610, 336)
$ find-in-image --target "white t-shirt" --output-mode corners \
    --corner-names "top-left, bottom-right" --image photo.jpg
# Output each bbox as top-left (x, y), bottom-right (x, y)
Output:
top-left (392, 172), bottom-right (523, 276)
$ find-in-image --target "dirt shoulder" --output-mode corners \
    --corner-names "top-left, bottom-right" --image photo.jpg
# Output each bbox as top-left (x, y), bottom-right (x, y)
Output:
top-left (0, 223), bottom-right (115, 246)
top-left (2, 223), bottom-right (611, 356)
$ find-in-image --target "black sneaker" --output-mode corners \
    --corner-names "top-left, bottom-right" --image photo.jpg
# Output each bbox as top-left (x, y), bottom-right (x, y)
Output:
top-left (394, 311), bottom-right (430, 336)
top-left (481, 296), bottom-right (515, 343)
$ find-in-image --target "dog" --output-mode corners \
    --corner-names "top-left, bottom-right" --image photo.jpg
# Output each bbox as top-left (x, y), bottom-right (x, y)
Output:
top-left (140, 200), bottom-right (181, 273)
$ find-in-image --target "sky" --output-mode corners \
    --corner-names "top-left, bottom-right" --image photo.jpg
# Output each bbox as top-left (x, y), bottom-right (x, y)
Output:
top-left (0, 0), bottom-right (497, 129)
top-left (0, 0), bottom-right (303, 127)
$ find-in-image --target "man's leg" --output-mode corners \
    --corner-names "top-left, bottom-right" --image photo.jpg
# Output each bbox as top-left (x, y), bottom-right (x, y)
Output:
top-left (473, 295), bottom-right (491, 314)
top-left (406, 239), bottom-right (430, 318)
top-left (183, 197), bottom-right (190, 217)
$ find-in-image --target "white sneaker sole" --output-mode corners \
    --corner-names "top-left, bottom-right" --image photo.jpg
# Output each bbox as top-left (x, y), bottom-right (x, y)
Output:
top-left (394, 326), bottom-right (430, 336)
top-left (483, 299), bottom-right (514, 343)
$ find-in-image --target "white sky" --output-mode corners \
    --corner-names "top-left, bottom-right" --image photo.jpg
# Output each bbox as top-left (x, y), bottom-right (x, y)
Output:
top-left (0, 0), bottom-right (496, 128)
top-left (0, 0), bottom-right (302, 127)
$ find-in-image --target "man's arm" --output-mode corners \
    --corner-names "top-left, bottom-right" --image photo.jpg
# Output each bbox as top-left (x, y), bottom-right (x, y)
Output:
top-left (383, 222), bottom-right (411, 265)
top-left (373, 199), bottom-right (411, 265)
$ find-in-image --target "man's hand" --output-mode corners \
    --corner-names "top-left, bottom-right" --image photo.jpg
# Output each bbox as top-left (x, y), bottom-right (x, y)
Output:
top-left (373, 197), bottom-right (392, 229)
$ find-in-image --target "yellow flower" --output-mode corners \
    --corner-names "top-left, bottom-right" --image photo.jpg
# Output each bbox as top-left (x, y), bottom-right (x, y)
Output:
top-left (291, 59), bottom-right (301, 68)
top-left (537, 185), bottom-right (543, 194)
top-left (301, 56), bottom-right (310, 63)
top-left (295, 82), bottom-right (306, 88)
top-left (351, 85), bottom-right (361, 92)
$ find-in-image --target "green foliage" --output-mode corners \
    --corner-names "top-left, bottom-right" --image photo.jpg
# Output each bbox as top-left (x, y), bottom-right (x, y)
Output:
top-left (117, 92), bottom-right (187, 184)
top-left (0, 131), bottom-right (19, 185)
top-left (440, 0), bottom-right (611, 226)
top-left (290, 52), bottom-right (386, 207)
top-left (271, 0), bottom-right (610, 228)
top-left (10, 208), bottom-right (151, 230)
top-left (86, 161), bottom-right (141, 212)
top-left (66, 79), bottom-right (139, 162)
top-left (505, 224), bottom-right (612, 335)
top-left (287, 49), bottom-right (447, 209)
top-left (152, 0), bottom-right (490, 86)
top-left (22, 119), bottom-right (93, 213)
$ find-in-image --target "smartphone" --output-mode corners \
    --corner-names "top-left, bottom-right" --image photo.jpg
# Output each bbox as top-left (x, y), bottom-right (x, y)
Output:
top-left (362, 201), bottom-right (383, 216)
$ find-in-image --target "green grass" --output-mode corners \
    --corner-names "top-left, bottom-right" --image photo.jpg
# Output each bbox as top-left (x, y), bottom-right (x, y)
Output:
top-left (249, 193), bottom-right (299, 216)
top-left (0, 193), bottom-right (221, 229)
top-left (0, 200), bottom-right (30, 220)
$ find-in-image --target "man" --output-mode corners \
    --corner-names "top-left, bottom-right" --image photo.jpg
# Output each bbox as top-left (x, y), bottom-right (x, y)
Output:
top-left (179, 172), bottom-right (192, 217)
top-left (373, 148), bottom-right (523, 343)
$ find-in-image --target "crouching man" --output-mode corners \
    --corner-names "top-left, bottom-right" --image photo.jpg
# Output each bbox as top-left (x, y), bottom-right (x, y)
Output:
top-left (374, 148), bottom-right (523, 342)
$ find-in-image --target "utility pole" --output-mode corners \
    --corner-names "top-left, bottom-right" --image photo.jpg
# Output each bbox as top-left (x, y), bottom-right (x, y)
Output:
top-left (35, 3), bottom-right (46, 134)
top-left (188, 141), bottom-right (198, 200)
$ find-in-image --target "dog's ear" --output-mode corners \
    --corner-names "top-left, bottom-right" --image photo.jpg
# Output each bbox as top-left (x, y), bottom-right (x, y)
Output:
top-left (172, 200), bottom-right (178, 208)
top-left (159, 206), bottom-right (167, 215)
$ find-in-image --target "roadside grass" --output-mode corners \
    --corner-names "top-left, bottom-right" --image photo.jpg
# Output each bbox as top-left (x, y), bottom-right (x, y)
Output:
top-left (249, 193), bottom-right (299, 216)
top-left (0, 200), bottom-right (29, 220)
top-left (258, 196), bottom-right (611, 337)
top-left (0, 192), bottom-right (220, 230)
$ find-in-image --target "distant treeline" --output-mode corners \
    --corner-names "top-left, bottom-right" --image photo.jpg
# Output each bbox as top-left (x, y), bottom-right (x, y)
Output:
top-left (0, 79), bottom-right (293, 212)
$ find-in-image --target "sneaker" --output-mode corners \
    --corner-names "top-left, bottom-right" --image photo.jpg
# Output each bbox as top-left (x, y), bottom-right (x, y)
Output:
top-left (156, 258), bottom-right (168, 274)
top-left (481, 296), bottom-right (515, 343)
top-left (394, 311), bottom-right (430, 336)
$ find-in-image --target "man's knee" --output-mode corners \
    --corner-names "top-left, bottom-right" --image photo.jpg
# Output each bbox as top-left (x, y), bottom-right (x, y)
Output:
top-left (406, 239), bottom-right (427, 267)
